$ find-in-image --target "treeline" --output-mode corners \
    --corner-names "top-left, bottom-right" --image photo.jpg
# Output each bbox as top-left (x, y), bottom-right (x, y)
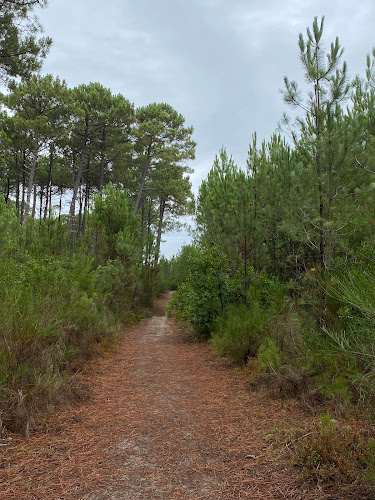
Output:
top-left (0, 78), bottom-right (195, 260)
top-left (0, 1), bottom-right (195, 434)
top-left (171, 18), bottom-right (375, 416)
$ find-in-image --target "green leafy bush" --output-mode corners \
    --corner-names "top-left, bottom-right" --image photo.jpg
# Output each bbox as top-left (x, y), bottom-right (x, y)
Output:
top-left (169, 245), bottom-right (242, 335)
top-left (210, 304), bottom-right (267, 363)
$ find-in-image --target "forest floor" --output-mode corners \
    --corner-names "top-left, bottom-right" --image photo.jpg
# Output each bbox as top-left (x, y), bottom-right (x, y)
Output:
top-left (0, 293), bottom-right (369, 499)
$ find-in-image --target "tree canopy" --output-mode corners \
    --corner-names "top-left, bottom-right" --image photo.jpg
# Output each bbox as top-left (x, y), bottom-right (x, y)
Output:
top-left (0, 0), bottom-right (51, 81)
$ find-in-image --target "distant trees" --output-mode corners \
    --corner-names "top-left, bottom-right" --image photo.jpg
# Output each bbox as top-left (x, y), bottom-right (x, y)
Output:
top-left (3, 74), bottom-right (71, 222)
top-left (65, 83), bottom-right (134, 246)
top-left (0, 80), bottom-right (195, 260)
top-left (0, 0), bottom-right (196, 262)
top-left (133, 102), bottom-right (195, 221)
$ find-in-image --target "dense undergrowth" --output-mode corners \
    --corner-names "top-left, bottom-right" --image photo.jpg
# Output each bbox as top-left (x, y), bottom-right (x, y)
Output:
top-left (0, 187), bottom-right (162, 436)
top-left (168, 245), bottom-right (375, 489)
top-left (169, 245), bottom-right (375, 413)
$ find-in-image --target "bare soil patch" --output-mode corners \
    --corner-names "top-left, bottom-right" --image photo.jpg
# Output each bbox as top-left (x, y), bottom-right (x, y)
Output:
top-left (0, 294), bottom-right (367, 499)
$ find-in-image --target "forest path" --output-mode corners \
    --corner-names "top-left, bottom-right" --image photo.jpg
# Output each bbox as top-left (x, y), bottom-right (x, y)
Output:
top-left (2, 294), bottom-right (320, 499)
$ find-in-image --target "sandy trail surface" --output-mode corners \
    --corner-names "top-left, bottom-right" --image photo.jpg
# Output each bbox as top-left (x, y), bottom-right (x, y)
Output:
top-left (0, 294), bottom-right (345, 499)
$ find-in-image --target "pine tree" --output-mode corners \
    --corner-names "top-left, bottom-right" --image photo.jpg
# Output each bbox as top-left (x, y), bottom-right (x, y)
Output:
top-left (133, 102), bottom-right (195, 215)
top-left (0, 0), bottom-right (51, 81)
top-left (2, 74), bottom-right (71, 223)
top-left (281, 16), bottom-right (351, 270)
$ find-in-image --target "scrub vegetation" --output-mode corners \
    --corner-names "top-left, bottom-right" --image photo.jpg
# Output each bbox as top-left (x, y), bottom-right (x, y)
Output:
top-left (169, 17), bottom-right (375, 489)
top-left (0, 1), bottom-right (195, 435)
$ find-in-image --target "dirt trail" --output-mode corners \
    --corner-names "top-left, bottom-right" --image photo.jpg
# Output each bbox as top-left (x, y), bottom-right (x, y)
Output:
top-left (1, 294), bottom-right (329, 499)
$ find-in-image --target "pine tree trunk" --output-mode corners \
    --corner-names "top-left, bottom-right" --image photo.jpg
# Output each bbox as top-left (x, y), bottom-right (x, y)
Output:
top-left (318, 171), bottom-right (325, 269)
top-left (44, 145), bottom-right (54, 221)
top-left (145, 198), bottom-right (153, 265)
top-left (253, 162), bottom-right (258, 269)
top-left (134, 141), bottom-right (152, 214)
top-left (314, 73), bottom-right (325, 271)
top-left (81, 154), bottom-right (90, 236)
top-left (48, 183), bottom-right (53, 219)
top-left (327, 163), bottom-right (333, 271)
top-left (20, 152), bottom-right (26, 224)
top-left (78, 185), bottom-right (84, 236)
top-left (58, 190), bottom-right (62, 222)
top-left (23, 139), bottom-right (39, 225)
top-left (31, 164), bottom-right (38, 221)
top-left (155, 197), bottom-right (166, 263)
top-left (5, 178), bottom-right (10, 204)
top-left (15, 153), bottom-right (20, 217)
top-left (141, 200), bottom-right (146, 236)
top-left (67, 124), bottom-right (88, 251)
top-left (39, 186), bottom-right (44, 223)
top-left (99, 126), bottom-right (106, 196)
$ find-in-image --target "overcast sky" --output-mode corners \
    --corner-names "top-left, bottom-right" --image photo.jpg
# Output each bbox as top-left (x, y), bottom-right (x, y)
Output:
top-left (37, 0), bottom-right (375, 257)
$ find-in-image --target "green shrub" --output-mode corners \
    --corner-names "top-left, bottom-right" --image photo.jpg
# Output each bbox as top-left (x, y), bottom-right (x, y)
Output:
top-left (210, 303), bottom-right (267, 363)
top-left (160, 245), bottom-right (199, 291)
top-left (0, 254), bottom-right (119, 434)
top-left (95, 258), bottom-right (139, 319)
top-left (258, 337), bottom-right (282, 371)
top-left (300, 262), bottom-right (375, 411)
top-left (169, 245), bottom-right (242, 335)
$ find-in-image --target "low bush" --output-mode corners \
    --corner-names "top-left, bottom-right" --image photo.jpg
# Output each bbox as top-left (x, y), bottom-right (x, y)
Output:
top-left (257, 337), bottom-right (282, 371)
top-left (292, 412), bottom-right (375, 486)
top-left (0, 254), bottom-right (119, 434)
top-left (210, 303), bottom-right (267, 363)
top-left (280, 261), bottom-right (375, 414)
top-left (95, 258), bottom-right (145, 320)
top-left (169, 245), bottom-right (242, 335)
